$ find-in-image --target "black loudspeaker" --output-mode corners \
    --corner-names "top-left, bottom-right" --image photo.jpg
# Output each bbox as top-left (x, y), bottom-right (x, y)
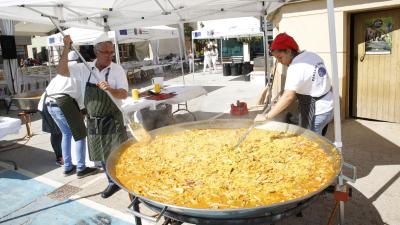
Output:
top-left (0, 35), bottom-right (17, 59)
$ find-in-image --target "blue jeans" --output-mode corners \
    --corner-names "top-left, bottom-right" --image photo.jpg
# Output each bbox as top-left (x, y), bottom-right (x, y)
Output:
top-left (311, 110), bottom-right (334, 135)
top-left (47, 105), bottom-right (86, 172)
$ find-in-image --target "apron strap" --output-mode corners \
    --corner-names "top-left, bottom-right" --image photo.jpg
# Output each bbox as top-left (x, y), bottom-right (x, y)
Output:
top-left (87, 67), bottom-right (95, 83)
top-left (105, 67), bottom-right (111, 82)
top-left (87, 67), bottom-right (111, 83)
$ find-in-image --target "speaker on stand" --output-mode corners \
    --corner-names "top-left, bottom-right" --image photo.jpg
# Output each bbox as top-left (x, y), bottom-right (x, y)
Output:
top-left (0, 35), bottom-right (18, 94)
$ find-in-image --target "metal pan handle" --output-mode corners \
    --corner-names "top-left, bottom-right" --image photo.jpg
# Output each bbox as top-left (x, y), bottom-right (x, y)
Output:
top-left (341, 162), bottom-right (357, 183)
top-left (126, 197), bottom-right (168, 224)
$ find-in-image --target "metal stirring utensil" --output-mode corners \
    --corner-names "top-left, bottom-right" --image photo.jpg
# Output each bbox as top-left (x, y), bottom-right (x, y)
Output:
top-left (233, 104), bottom-right (272, 149)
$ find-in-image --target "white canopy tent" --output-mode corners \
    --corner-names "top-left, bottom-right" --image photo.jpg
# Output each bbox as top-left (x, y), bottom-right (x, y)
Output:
top-left (47, 27), bottom-right (104, 46)
top-left (192, 17), bottom-right (263, 40)
top-left (0, 1), bottom-right (273, 30)
top-left (191, 17), bottom-right (264, 64)
top-left (116, 25), bottom-right (179, 65)
top-left (0, 1), bottom-right (352, 223)
top-left (46, 25), bottom-right (179, 65)
top-left (116, 25), bottom-right (178, 44)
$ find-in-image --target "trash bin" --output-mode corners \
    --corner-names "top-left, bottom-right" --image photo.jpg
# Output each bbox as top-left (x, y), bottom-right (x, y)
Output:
top-left (223, 63), bottom-right (231, 76)
top-left (242, 62), bottom-right (252, 75)
top-left (230, 63), bottom-right (239, 76)
top-left (237, 62), bottom-right (243, 75)
top-left (244, 74), bottom-right (251, 82)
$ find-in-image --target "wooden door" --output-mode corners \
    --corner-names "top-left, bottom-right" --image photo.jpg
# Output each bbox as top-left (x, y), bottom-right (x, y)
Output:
top-left (352, 9), bottom-right (400, 122)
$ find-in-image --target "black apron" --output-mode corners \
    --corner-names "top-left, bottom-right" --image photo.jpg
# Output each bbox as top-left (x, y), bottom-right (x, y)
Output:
top-left (296, 90), bottom-right (331, 129)
top-left (48, 93), bottom-right (87, 141)
top-left (40, 93), bottom-right (61, 134)
top-left (85, 67), bottom-right (128, 162)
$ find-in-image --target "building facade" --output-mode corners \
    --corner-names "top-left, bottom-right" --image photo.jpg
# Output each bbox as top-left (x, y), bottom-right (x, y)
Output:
top-left (269, 0), bottom-right (400, 123)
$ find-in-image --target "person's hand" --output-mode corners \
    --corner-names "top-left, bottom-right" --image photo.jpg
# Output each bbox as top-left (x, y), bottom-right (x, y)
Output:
top-left (97, 81), bottom-right (111, 91)
top-left (254, 113), bottom-right (269, 123)
top-left (63, 35), bottom-right (73, 48)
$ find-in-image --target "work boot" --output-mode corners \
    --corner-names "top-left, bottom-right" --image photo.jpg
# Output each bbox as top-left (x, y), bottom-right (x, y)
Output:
top-left (77, 167), bottom-right (98, 179)
top-left (101, 184), bottom-right (121, 198)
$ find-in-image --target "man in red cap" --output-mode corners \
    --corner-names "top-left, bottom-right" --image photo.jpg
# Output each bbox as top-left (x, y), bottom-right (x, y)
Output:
top-left (255, 33), bottom-right (333, 134)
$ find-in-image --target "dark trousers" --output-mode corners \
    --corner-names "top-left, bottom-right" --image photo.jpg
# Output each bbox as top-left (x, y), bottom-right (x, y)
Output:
top-left (101, 161), bottom-right (116, 185)
top-left (50, 133), bottom-right (62, 159)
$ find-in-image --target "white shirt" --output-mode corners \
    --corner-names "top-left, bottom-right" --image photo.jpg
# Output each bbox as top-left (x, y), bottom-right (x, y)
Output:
top-left (69, 60), bottom-right (129, 107)
top-left (41, 74), bottom-right (84, 110)
top-left (284, 51), bottom-right (333, 115)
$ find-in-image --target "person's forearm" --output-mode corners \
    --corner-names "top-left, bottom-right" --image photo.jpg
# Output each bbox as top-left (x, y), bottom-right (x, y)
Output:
top-left (267, 91), bottom-right (296, 118)
top-left (108, 88), bottom-right (128, 99)
top-left (57, 46), bottom-right (70, 77)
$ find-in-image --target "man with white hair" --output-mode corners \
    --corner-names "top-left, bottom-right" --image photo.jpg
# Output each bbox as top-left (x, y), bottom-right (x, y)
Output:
top-left (59, 35), bottom-right (129, 198)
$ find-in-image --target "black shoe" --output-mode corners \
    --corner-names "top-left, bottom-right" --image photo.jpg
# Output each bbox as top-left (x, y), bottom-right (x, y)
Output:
top-left (63, 165), bottom-right (76, 176)
top-left (101, 184), bottom-right (121, 198)
top-left (77, 167), bottom-right (98, 179)
top-left (55, 157), bottom-right (64, 167)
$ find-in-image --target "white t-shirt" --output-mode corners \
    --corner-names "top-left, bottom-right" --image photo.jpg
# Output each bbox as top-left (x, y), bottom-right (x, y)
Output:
top-left (44, 74), bottom-right (84, 109)
top-left (284, 51), bottom-right (333, 115)
top-left (69, 60), bottom-right (129, 107)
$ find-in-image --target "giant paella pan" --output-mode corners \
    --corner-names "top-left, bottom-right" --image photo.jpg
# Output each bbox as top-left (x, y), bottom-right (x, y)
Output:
top-left (106, 119), bottom-right (342, 220)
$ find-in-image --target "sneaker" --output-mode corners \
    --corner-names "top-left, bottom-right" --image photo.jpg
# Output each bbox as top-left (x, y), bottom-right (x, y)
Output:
top-left (64, 165), bottom-right (76, 176)
top-left (55, 157), bottom-right (64, 167)
top-left (76, 167), bottom-right (98, 179)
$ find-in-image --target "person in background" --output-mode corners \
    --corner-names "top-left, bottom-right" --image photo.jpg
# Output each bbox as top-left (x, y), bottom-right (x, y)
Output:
top-left (19, 58), bottom-right (25, 68)
top-left (59, 35), bottom-right (129, 198)
top-left (188, 49), bottom-right (195, 73)
top-left (210, 45), bottom-right (219, 72)
top-left (255, 33), bottom-right (333, 135)
top-left (203, 46), bottom-right (212, 73)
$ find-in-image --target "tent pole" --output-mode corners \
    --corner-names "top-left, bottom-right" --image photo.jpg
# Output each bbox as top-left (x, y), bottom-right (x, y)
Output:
top-left (47, 47), bottom-right (52, 83)
top-left (177, 25), bottom-right (185, 85)
top-left (191, 37), bottom-right (194, 82)
top-left (262, 16), bottom-right (269, 88)
top-left (113, 31), bottom-right (121, 64)
top-left (327, 0), bottom-right (344, 224)
top-left (220, 38), bottom-right (223, 67)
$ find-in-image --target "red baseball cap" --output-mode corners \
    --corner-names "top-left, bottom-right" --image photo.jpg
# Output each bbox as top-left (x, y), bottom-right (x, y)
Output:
top-left (271, 33), bottom-right (299, 52)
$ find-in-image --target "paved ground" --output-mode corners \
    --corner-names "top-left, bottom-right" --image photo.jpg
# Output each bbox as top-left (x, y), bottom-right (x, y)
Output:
top-left (0, 67), bottom-right (399, 225)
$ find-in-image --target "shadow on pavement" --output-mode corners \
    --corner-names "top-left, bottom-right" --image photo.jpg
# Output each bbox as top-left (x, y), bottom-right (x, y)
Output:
top-left (0, 142), bottom-right (61, 177)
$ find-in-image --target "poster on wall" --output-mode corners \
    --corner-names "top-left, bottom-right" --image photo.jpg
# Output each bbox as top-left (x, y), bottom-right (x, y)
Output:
top-left (365, 17), bottom-right (393, 54)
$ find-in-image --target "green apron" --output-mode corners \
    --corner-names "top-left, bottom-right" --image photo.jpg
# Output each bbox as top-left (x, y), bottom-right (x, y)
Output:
top-left (84, 67), bottom-right (128, 162)
top-left (48, 93), bottom-right (87, 141)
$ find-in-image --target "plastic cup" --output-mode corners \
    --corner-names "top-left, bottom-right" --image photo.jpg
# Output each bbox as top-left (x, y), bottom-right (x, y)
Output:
top-left (132, 89), bottom-right (139, 100)
top-left (154, 83), bottom-right (161, 94)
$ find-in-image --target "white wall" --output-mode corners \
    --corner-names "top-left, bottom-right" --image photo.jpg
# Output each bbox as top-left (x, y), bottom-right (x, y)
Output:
top-left (27, 36), bottom-right (47, 59)
top-left (270, 0), bottom-right (400, 116)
